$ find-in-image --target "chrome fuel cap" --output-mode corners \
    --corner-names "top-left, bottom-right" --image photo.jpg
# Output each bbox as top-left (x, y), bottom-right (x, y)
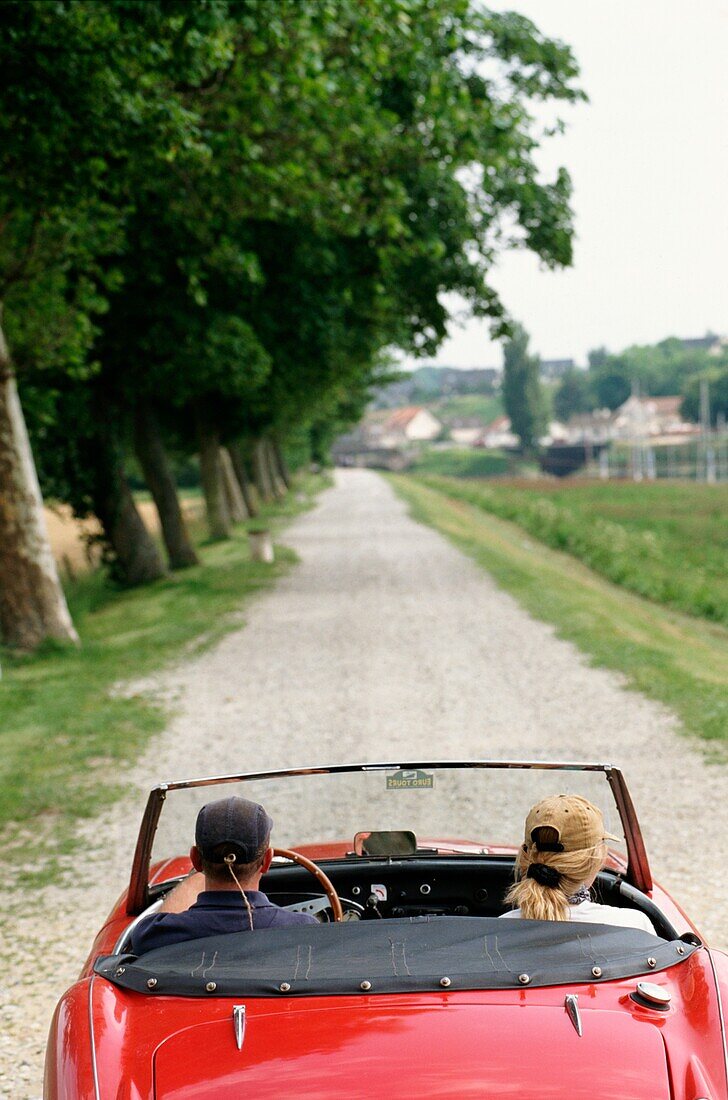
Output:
top-left (632, 981), bottom-right (671, 1009)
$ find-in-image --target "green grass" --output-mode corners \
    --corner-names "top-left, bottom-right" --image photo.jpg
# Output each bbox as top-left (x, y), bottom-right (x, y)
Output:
top-left (431, 393), bottom-right (503, 424)
top-left (411, 476), bottom-right (728, 626)
top-left (0, 474), bottom-right (329, 877)
top-left (391, 476), bottom-right (728, 748)
top-left (409, 447), bottom-right (515, 479)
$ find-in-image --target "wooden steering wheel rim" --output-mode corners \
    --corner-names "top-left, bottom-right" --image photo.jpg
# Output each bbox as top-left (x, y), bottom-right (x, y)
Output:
top-left (272, 847), bottom-right (344, 922)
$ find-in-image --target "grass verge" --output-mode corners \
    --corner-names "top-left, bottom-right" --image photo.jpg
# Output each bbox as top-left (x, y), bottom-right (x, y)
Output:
top-left (1, 473), bottom-right (329, 878)
top-left (391, 475), bottom-right (728, 749)
top-left (413, 475), bottom-right (728, 626)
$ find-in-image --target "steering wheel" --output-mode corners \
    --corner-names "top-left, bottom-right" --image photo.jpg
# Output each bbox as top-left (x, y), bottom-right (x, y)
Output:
top-left (272, 847), bottom-right (344, 922)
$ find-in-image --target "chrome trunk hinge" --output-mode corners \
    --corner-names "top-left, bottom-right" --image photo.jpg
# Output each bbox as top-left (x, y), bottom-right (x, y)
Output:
top-left (565, 994), bottom-right (583, 1037)
top-left (233, 1004), bottom-right (246, 1051)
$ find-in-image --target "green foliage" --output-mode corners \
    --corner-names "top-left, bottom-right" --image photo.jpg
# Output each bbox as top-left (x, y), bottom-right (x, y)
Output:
top-left (410, 448), bottom-right (514, 478)
top-left (6, 0), bottom-right (587, 582)
top-left (411, 476), bottom-right (728, 625)
top-left (551, 340), bottom-right (728, 421)
top-left (432, 394), bottom-right (504, 425)
top-left (0, 476), bottom-right (327, 873)
top-left (681, 367), bottom-right (728, 425)
top-left (502, 323), bottom-right (547, 451)
top-left (393, 476), bottom-right (728, 746)
top-left (553, 367), bottom-right (593, 420)
top-left (1, 0), bottom-right (231, 349)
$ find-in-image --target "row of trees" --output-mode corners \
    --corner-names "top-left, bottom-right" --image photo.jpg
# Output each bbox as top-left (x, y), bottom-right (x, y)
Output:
top-left (0, 0), bottom-right (583, 651)
top-left (553, 340), bottom-right (728, 422)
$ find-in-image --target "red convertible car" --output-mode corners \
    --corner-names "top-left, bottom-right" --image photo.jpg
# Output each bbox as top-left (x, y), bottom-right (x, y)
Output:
top-left (45, 760), bottom-right (728, 1099)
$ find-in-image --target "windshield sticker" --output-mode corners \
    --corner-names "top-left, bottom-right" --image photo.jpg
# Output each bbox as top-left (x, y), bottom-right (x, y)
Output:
top-left (386, 769), bottom-right (434, 790)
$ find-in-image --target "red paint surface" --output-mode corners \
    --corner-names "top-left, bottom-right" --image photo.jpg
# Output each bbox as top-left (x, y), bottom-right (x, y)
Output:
top-left (45, 952), bottom-right (728, 1100)
top-left (46, 852), bottom-right (727, 1100)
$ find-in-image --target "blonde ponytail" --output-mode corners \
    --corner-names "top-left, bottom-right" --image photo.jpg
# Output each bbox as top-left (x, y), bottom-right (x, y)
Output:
top-left (505, 826), bottom-right (606, 922)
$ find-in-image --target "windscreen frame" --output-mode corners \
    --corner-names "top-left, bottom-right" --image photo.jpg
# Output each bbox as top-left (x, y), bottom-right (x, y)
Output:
top-left (126, 759), bottom-right (651, 914)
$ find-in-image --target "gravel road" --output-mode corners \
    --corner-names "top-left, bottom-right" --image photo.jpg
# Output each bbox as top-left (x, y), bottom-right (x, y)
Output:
top-left (3, 468), bottom-right (726, 1096)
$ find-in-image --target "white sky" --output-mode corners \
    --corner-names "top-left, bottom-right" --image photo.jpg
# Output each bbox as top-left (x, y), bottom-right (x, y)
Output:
top-left (402, 0), bottom-right (728, 370)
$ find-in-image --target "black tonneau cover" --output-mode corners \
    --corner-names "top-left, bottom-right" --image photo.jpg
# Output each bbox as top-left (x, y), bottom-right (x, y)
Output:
top-left (96, 916), bottom-right (699, 997)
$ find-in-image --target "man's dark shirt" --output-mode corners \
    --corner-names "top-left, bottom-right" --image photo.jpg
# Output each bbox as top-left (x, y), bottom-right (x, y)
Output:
top-left (130, 889), bottom-right (317, 955)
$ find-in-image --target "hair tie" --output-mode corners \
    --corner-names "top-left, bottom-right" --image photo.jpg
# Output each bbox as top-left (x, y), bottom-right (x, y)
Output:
top-left (527, 862), bottom-right (561, 888)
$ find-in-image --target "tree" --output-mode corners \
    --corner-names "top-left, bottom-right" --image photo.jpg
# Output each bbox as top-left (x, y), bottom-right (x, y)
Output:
top-left (0, 1), bottom-right (234, 639)
top-left (502, 324), bottom-right (548, 453)
top-left (681, 367), bottom-right (728, 426)
top-left (554, 368), bottom-right (594, 421)
top-left (13, 0), bottom-right (585, 604)
top-left (586, 339), bottom-right (716, 410)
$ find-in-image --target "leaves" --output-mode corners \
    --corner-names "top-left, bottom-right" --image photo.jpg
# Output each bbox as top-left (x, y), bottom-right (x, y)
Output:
top-left (5, 0), bottom-right (584, 504)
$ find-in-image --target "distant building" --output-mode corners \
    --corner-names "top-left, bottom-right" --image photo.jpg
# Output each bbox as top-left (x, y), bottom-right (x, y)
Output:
top-left (562, 409), bottom-right (615, 444)
top-left (371, 365), bottom-right (500, 408)
top-left (438, 367), bottom-right (500, 393)
top-left (612, 395), bottom-right (697, 441)
top-left (540, 358), bottom-right (575, 381)
top-left (678, 333), bottom-right (727, 356)
top-left (383, 406), bottom-right (442, 444)
top-left (541, 421), bottom-right (569, 445)
top-left (476, 415), bottom-right (519, 449)
top-left (370, 406), bottom-right (442, 448)
top-left (449, 417), bottom-right (487, 446)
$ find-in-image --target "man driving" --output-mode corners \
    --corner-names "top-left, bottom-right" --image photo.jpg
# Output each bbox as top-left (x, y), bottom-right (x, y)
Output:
top-left (130, 796), bottom-right (317, 954)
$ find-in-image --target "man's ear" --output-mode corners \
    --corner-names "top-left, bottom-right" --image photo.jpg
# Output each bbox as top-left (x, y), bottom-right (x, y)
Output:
top-left (261, 847), bottom-right (273, 874)
top-left (190, 845), bottom-right (204, 872)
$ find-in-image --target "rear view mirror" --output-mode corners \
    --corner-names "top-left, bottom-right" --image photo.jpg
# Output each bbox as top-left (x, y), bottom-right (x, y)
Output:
top-left (353, 830), bottom-right (417, 857)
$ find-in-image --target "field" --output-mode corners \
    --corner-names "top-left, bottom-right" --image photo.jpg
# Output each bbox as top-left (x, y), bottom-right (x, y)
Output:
top-left (409, 448), bottom-right (515, 478)
top-left (1, 476), bottom-right (327, 878)
top-left (46, 496), bottom-right (204, 579)
top-left (392, 475), bottom-right (728, 747)
top-left (431, 393), bottom-right (503, 424)
top-left (410, 477), bottom-right (728, 626)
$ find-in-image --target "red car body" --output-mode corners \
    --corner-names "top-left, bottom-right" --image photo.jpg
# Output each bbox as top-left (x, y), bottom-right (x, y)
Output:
top-left (44, 762), bottom-right (728, 1099)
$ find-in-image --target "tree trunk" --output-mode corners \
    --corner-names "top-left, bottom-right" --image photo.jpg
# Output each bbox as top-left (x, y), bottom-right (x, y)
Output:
top-left (197, 414), bottom-right (231, 539)
top-left (93, 457), bottom-right (168, 586)
top-left (252, 438), bottom-right (274, 503)
top-left (271, 437), bottom-right (292, 490)
top-left (219, 447), bottom-right (248, 523)
top-left (264, 439), bottom-right (285, 500)
top-left (0, 319), bottom-right (79, 650)
top-left (227, 441), bottom-right (258, 517)
top-left (133, 401), bottom-right (199, 569)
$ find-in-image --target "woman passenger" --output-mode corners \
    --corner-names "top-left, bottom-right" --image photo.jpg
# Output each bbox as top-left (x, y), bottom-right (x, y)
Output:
top-left (500, 794), bottom-right (657, 935)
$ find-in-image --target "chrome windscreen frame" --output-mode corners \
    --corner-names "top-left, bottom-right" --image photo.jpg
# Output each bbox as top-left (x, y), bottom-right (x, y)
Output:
top-left (125, 759), bottom-right (652, 914)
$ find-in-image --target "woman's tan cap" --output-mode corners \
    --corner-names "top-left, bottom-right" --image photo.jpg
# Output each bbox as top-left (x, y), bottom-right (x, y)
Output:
top-left (525, 794), bottom-right (620, 852)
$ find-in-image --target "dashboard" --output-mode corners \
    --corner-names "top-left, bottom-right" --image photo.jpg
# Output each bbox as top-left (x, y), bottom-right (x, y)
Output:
top-left (263, 855), bottom-right (517, 920)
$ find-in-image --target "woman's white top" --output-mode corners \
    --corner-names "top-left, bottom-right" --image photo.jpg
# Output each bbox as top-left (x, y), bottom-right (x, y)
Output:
top-left (500, 900), bottom-right (657, 935)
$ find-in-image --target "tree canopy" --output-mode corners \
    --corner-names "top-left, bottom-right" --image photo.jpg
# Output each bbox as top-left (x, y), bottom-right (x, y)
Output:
top-left (552, 338), bottom-right (728, 421)
top-left (1, 0), bottom-right (584, 646)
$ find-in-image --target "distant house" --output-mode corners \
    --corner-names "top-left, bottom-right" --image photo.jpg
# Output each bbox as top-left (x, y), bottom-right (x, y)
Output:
top-left (541, 421), bottom-right (569, 445)
top-left (377, 406), bottom-right (442, 448)
top-left (612, 395), bottom-right (697, 441)
top-left (476, 415), bottom-right (519, 449)
top-left (449, 417), bottom-right (487, 446)
top-left (540, 358), bottom-right (575, 381)
top-left (563, 409), bottom-right (615, 444)
top-left (678, 333), bottom-right (727, 356)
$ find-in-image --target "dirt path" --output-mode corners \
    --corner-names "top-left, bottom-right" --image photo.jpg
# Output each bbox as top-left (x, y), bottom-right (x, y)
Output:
top-left (3, 468), bottom-right (726, 1097)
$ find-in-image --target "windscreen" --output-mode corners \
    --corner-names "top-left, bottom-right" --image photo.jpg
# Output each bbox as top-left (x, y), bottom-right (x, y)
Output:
top-left (148, 764), bottom-right (627, 875)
